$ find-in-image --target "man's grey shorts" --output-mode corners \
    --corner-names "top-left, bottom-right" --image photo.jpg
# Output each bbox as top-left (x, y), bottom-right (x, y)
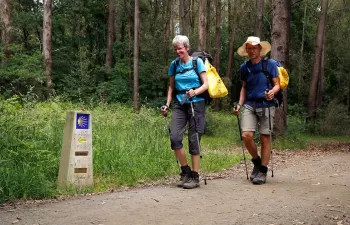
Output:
top-left (241, 104), bottom-right (275, 135)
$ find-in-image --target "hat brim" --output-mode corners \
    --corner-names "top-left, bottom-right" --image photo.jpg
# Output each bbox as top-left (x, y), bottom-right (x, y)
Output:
top-left (237, 41), bottom-right (271, 57)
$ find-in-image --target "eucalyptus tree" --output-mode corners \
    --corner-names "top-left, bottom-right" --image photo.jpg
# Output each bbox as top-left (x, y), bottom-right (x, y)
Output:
top-left (271, 0), bottom-right (291, 135)
top-left (198, 0), bottom-right (206, 51)
top-left (133, 0), bottom-right (140, 111)
top-left (106, 0), bottom-right (116, 74)
top-left (43, 0), bottom-right (53, 93)
top-left (307, 0), bottom-right (328, 121)
top-left (255, 0), bottom-right (264, 38)
top-left (0, 0), bottom-right (13, 66)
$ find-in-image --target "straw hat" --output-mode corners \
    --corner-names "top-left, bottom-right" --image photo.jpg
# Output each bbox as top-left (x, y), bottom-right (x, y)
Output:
top-left (237, 36), bottom-right (271, 57)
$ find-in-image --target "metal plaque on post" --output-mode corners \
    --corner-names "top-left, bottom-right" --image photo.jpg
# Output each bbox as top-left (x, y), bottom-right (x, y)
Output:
top-left (57, 111), bottom-right (93, 188)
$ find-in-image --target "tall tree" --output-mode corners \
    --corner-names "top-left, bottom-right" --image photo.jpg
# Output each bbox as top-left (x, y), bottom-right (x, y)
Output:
top-left (180, 0), bottom-right (190, 36)
top-left (206, 0), bottom-right (211, 52)
top-left (226, 0), bottom-right (237, 79)
top-left (298, 0), bottom-right (308, 102)
top-left (106, 0), bottom-right (116, 73)
top-left (133, 0), bottom-right (140, 111)
top-left (198, 0), bottom-right (206, 51)
top-left (164, 0), bottom-right (173, 67)
top-left (213, 0), bottom-right (221, 71)
top-left (255, 0), bottom-right (264, 39)
top-left (307, 0), bottom-right (328, 121)
top-left (43, 0), bottom-right (53, 93)
top-left (0, 0), bottom-right (12, 66)
top-left (271, 0), bottom-right (291, 136)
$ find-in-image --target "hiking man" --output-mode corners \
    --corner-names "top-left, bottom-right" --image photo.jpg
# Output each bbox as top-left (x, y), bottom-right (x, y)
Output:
top-left (160, 35), bottom-right (208, 189)
top-left (233, 36), bottom-right (280, 185)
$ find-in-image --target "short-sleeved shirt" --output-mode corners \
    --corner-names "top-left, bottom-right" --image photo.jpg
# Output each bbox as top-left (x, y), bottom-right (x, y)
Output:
top-left (168, 57), bottom-right (206, 104)
top-left (240, 58), bottom-right (278, 107)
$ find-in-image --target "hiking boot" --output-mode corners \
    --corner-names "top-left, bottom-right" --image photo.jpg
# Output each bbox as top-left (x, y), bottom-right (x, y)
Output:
top-left (183, 171), bottom-right (200, 189)
top-left (252, 165), bottom-right (268, 185)
top-left (176, 165), bottom-right (191, 187)
top-left (250, 157), bottom-right (261, 181)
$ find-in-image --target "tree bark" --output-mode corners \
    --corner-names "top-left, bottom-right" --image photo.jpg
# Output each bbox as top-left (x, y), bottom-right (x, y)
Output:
top-left (298, 0), bottom-right (308, 102)
top-left (255, 0), bottom-right (264, 39)
top-left (307, 0), bottom-right (328, 121)
top-left (0, 0), bottom-right (13, 66)
top-left (271, 0), bottom-right (291, 136)
top-left (180, 0), bottom-right (190, 36)
top-left (133, 0), bottom-right (140, 112)
top-left (106, 0), bottom-right (116, 74)
top-left (213, 0), bottom-right (221, 71)
top-left (198, 0), bottom-right (206, 51)
top-left (43, 0), bottom-right (53, 93)
top-left (206, 0), bottom-right (211, 53)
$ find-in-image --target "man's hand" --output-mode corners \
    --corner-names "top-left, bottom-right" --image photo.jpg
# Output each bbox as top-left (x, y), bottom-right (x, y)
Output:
top-left (265, 89), bottom-right (275, 101)
top-left (160, 105), bottom-right (169, 117)
top-left (233, 103), bottom-right (242, 116)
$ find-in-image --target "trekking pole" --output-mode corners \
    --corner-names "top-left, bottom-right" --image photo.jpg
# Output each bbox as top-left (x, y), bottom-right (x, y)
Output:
top-left (189, 98), bottom-right (207, 185)
top-left (265, 89), bottom-right (274, 178)
top-left (161, 105), bottom-right (181, 174)
top-left (267, 105), bottom-right (274, 177)
top-left (234, 104), bottom-right (249, 180)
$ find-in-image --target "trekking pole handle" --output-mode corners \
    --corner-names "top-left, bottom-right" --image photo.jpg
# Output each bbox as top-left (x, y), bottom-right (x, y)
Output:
top-left (160, 105), bottom-right (169, 117)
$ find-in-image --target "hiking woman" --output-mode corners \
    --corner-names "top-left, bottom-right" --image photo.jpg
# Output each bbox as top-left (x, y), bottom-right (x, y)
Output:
top-left (160, 35), bottom-right (208, 189)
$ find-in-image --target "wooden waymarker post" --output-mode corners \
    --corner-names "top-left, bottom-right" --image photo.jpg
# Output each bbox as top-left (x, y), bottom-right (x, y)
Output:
top-left (57, 111), bottom-right (93, 188)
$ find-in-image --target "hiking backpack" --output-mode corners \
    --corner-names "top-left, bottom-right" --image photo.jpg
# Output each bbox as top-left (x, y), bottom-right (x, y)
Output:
top-left (244, 57), bottom-right (289, 107)
top-left (261, 57), bottom-right (289, 108)
top-left (173, 51), bottom-right (213, 104)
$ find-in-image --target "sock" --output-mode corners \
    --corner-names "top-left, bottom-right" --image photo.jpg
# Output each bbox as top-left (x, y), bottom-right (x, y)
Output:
top-left (259, 165), bottom-right (268, 173)
top-left (181, 165), bottom-right (191, 174)
top-left (252, 156), bottom-right (261, 166)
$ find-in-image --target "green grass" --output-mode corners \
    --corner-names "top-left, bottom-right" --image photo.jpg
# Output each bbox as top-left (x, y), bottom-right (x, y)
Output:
top-left (0, 97), bottom-right (349, 204)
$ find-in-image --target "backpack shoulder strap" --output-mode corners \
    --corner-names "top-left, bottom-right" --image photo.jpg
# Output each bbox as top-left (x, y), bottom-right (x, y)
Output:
top-left (173, 58), bottom-right (180, 76)
top-left (262, 57), bottom-right (273, 89)
top-left (192, 57), bottom-right (200, 77)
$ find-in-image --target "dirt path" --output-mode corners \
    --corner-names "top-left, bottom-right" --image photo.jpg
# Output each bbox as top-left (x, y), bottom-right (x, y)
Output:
top-left (1, 147), bottom-right (349, 225)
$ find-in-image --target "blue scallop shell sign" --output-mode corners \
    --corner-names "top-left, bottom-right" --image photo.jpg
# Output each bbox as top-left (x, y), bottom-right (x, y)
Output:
top-left (76, 113), bottom-right (89, 129)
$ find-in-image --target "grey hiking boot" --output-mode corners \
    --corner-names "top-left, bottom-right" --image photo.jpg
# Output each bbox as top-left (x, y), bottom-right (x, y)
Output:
top-left (252, 171), bottom-right (267, 184)
top-left (183, 171), bottom-right (200, 189)
top-left (250, 157), bottom-right (261, 181)
top-left (176, 165), bottom-right (191, 187)
top-left (252, 165), bottom-right (268, 185)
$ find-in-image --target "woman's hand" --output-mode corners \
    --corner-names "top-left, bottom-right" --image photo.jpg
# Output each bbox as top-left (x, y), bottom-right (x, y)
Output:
top-left (186, 89), bottom-right (197, 98)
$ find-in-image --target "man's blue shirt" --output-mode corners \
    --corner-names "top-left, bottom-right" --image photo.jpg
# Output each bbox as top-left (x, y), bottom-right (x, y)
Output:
top-left (240, 58), bottom-right (278, 107)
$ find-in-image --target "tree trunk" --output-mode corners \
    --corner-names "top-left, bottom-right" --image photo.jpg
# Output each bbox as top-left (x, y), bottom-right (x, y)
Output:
top-left (212, 0), bottom-right (222, 111)
top-left (206, 0), bottom-right (211, 53)
top-left (106, 0), bottom-right (116, 74)
top-left (180, 0), bottom-right (190, 36)
top-left (307, 0), bottom-right (328, 121)
top-left (271, 0), bottom-right (291, 136)
top-left (226, 0), bottom-right (236, 79)
top-left (317, 29), bottom-right (326, 109)
top-left (133, 0), bottom-right (140, 112)
top-left (43, 0), bottom-right (53, 93)
top-left (164, 0), bottom-right (172, 66)
top-left (0, 0), bottom-right (12, 66)
top-left (128, 0), bottom-right (133, 89)
top-left (213, 0), bottom-right (221, 71)
top-left (254, 0), bottom-right (264, 39)
top-left (298, 0), bottom-right (308, 102)
top-left (224, 0), bottom-right (237, 109)
top-left (198, 0), bottom-right (206, 51)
